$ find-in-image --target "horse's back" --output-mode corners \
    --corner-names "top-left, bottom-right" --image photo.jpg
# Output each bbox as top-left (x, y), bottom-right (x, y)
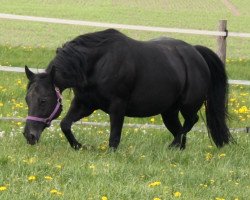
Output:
top-left (125, 37), bottom-right (210, 116)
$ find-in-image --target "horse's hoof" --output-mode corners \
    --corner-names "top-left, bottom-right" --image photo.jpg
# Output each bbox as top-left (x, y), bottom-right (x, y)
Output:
top-left (108, 147), bottom-right (117, 153)
top-left (72, 142), bottom-right (82, 150)
top-left (180, 145), bottom-right (186, 150)
top-left (82, 144), bottom-right (95, 150)
top-left (168, 142), bottom-right (181, 149)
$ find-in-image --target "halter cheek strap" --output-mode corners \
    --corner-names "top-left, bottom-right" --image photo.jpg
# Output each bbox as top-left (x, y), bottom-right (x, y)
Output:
top-left (26, 87), bottom-right (62, 126)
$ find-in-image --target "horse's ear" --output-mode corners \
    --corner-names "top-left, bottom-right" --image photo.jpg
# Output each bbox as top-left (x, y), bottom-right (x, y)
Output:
top-left (25, 65), bottom-right (34, 81)
top-left (56, 47), bottom-right (62, 54)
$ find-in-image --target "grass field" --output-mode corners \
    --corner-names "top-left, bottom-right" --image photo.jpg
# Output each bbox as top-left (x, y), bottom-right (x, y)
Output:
top-left (0, 0), bottom-right (250, 58)
top-left (0, 1), bottom-right (250, 199)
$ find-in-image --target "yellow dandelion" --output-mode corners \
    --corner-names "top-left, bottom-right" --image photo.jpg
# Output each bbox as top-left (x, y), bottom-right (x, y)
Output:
top-left (83, 118), bottom-right (89, 122)
top-left (0, 102), bottom-right (3, 107)
top-left (17, 122), bottom-right (22, 126)
top-left (28, 175), bottom-right (36, 181)
top-left (215, 198), bottom-right (225, 200)
top-left (55, 164), bottom-right (62, 170)
top-left (150, 117), bottom-right (155, 123)
top-left (238, 106), bottom-right (248, 114)
top-left (98, 142), bottom-right (108, 151)
top-left (44, 176), bottom-right (53, 181)
top-left (50, 189), bottom-right (63, 195)
top-left (89, 164), bottom-right (95, 169)
top-left (0, 186), bottom-right (7, 191)
top-left (170, 163), bottom-right (177, 167)
top-left (148, 181), bottom-right (161, 187)
top-left (199, 183), bottom-right (208, 188)
top-left (101, 196), bottom-right (108, 200)
top-left (205, 152), bottom-right (213, 161)
top-left (17, 79), bottom-right (22, 84)
top-left (153, 198), bottom-right (161, 200)
top-left (173, 191), bottom-right (181, 197)
top-left (23, 157), bottom-right (37, 164)
top-left (219, 153), bottom-right (226, 158)
top-left (229, 98), bottom-right (236, 102)
top-left (50, 189), bottom-right (57, 193)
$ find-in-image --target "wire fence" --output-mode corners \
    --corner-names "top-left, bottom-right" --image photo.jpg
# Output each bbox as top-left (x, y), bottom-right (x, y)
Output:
top-left (0, 117), bottom-right (249, 133)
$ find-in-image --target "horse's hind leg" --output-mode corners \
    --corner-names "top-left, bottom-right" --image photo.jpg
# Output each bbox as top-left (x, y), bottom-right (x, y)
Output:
top-left (180, 108), bottom-right (200, 149)
top-left (161, 110), bottom-right (183, 148)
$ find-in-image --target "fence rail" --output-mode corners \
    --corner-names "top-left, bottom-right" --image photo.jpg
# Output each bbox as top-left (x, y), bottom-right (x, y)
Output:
top-left (1, 66), bottom-right (250, 86)
top-left (1, 13), bottom-right (250, 64)
top-left (1, 13), bottom-right (250, 38)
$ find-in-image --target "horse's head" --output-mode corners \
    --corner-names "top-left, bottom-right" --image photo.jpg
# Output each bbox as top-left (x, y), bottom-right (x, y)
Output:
top-left (23, 66), bottom-right (62, 145)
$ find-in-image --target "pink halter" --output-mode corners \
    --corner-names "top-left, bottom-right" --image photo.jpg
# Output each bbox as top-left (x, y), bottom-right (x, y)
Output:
top-left (26, 87), bottom-right (62, 126)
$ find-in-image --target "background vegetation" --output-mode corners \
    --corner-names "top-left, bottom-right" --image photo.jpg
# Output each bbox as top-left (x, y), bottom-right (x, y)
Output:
top-left (0, 1), bottom-right (249, 199)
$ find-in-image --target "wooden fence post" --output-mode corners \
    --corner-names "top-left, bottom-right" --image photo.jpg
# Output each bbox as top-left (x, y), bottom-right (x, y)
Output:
top-left (217, 20), bottom-right (228, 65)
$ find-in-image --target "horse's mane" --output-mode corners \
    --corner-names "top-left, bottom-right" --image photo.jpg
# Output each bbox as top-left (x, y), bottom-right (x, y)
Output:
top-left (46, 29), bottom-right (124, 87)
top-left (69, 28), bottom-right (123, 47)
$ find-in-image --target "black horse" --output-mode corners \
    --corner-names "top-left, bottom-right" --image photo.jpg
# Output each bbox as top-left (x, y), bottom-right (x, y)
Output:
top-left (24, 29), bottom-right (233, 150)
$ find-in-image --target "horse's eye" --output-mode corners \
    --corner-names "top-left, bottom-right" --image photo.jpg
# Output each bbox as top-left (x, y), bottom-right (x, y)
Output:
top-left (39, 98), bottom-right (47, 104)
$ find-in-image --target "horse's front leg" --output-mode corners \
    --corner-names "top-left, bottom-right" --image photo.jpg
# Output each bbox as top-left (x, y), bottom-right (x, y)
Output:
top-left (109, 99), bottom-right (126, 150)
top-left (60, 97), bottom-right (93, 150)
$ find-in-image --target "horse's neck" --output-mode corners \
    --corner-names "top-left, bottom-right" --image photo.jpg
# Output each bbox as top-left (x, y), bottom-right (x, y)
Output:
top-left (53, 65), bottom-right (88, 92)
top-left (53, 71), bottom-right (75, 92)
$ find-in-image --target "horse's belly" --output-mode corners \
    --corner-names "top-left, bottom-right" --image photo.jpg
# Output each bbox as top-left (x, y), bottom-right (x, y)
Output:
top-left (124, 72), bottom-right (183, 117)
top-left (125, 91), bottom-right (178, 117)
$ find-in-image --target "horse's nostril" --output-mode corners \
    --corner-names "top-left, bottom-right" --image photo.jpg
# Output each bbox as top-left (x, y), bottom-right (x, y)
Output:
top-left (30, 134), bottom-right (36, 141)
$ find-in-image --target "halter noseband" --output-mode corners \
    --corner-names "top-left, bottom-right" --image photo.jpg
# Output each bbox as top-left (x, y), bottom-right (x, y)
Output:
top-left (26, 86), bottom-right (62, 126)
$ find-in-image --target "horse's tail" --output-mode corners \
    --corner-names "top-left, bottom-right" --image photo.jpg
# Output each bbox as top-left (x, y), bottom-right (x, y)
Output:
top-left (195, 45), bottom-right (233, 147)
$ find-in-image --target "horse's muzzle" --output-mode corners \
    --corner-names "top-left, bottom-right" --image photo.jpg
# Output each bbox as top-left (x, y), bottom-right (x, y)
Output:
top-left (27, 133), bottom-right (39, 145)
top-left (23, 128), bottom-right (41, 145)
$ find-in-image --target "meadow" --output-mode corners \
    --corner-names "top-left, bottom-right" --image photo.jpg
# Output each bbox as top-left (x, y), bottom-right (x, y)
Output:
top-left (0, 1), bottom-right (250, 199)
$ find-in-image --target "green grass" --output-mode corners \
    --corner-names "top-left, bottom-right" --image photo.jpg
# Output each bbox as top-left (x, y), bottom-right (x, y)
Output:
top-left (0, 0), bottom-right (250, 32)
top-left (0, 121), bottom-right (250, 199)
top-left (0, 0), bottom-right (250, 58)
top-left (0, 1), bottom-right (250, 199)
